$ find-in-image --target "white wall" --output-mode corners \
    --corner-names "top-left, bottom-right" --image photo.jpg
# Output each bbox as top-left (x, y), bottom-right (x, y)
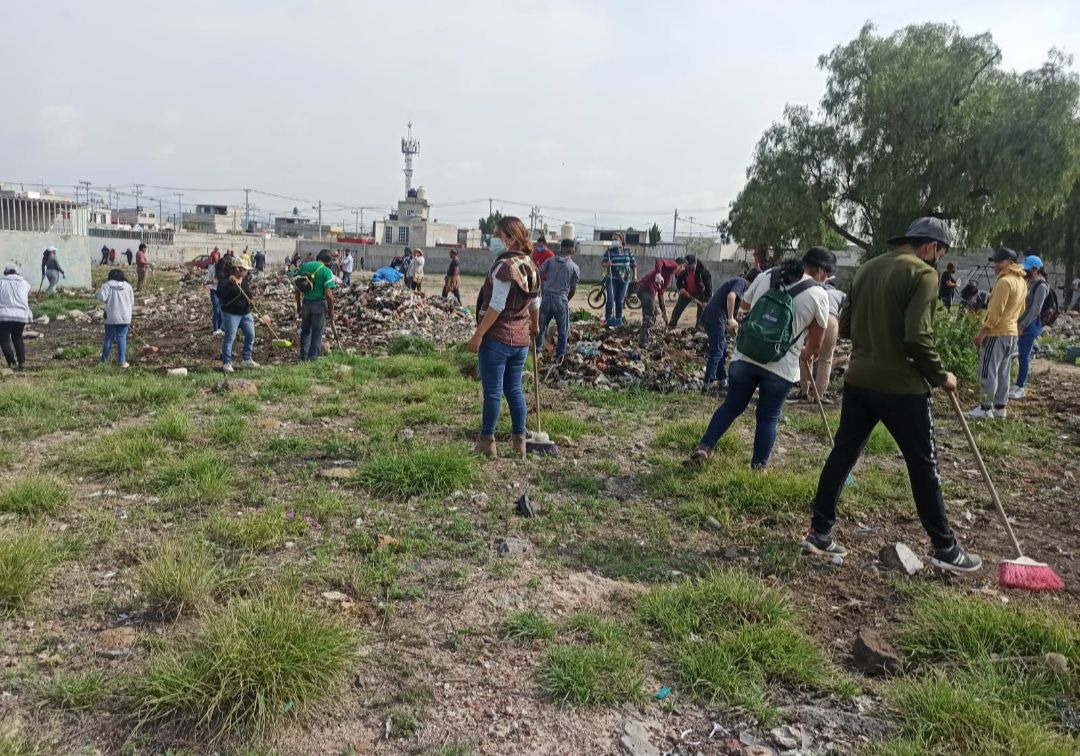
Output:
top-left (0, 230), bottom-right (92, 289)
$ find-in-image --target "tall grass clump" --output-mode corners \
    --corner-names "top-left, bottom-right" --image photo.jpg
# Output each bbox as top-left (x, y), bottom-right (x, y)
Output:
top-left (147, 451), bottom-right (233, 506)
top-left (133, 591), bottom-right (355, 741)
top-left (136, 538), bottom-right (223, 619)
top-left (540, 611), bottom-right (645, 706)
top-left (39, 669), bottom-right (109, 711)
top-left (0, 478), bottom-right (69, 517)
top-left (0, 528), bottom-right (59, 610)
top-left (357, 446), bottom-right (476, 499)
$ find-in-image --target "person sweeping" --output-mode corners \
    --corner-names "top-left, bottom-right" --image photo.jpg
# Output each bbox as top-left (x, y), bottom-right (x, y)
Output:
top-left (800, 218), bottom-right (981, 573)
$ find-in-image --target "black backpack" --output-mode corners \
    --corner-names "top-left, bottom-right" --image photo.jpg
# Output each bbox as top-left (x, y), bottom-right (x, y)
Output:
top-left (1040, 282), bottom-right (1059, 326)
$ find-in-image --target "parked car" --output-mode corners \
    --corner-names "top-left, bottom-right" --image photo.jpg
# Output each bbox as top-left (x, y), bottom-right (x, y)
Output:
top-left (184, 255), bottom-right (212, 270)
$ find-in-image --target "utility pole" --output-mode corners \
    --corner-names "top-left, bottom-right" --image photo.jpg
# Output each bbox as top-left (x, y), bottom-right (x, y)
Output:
top-left (313, 201), bottom-right (323, 241)
top-left (158, 199), bottom-right (164, 230)
top-left (78, 179), bottom-right (91, 206)
top-left (175, 192), bottom-right (183, 231)
top-left (672, 209), bottom-right (678, 242)
top-left (352, 209), bottom-right (360, 234)
top-left (243, 188), bottom-right (251, 231)
top-left (133, 184), bottom-right (144, 216)
top-left (488, 198), bottom-right (493, 217)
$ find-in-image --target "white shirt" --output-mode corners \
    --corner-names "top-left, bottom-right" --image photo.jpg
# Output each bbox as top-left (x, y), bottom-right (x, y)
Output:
top-left (343, 254), bottom-right (354, 273)
top-left (734, 271), bottom-right (830, 383)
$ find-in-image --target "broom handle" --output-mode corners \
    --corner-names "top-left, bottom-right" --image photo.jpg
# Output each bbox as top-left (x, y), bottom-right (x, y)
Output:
top-left (947, 391), bottom-right (1024, 557)
top-left (233, 284), bottom-right (282, 340)
top-left (801, 357), bottom-right (833, 445)
top-left (532, 339), bottom-right (542, 435)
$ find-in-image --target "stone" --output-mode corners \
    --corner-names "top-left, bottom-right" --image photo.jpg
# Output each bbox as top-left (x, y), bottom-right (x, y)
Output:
top-left (619, 718), bottom-right (661, 756)
top-left (494, 536), bottom-right (530, 558)
top-left (97, 626), bottom-right (138, 656)
top-left (768, 725), bottom-right (808, 750)
top-left (852, 627), bottom-right (901, 676)
top-left (33, 314), bottom-right (50, 325)
top-left (165, 367), bottom-right (188, 377)
top-left (321, 590), bottom-right (350, 602)
top-left (878, 542), bottom-right (924, 575)
top-left (789, 704), bottom-right (897, 741)
top-left (68, 309), bottom-right (90, 322)
top-left (723, 546), bottom-right (740, 560)
top-left (218, 379), bottom-right (258, 395)
top-left (0, 368), bottom-right (13, 379)
top-left (319, 467), bottom-right (354, 479)
top-left (396, 428), bottom-right (415, 442)
top-left (704, 516), bottom-right (723, 531)
top-left (469, 492), bottom-right (490, 507)
top-left (22, 329), bottom-right (42, 339)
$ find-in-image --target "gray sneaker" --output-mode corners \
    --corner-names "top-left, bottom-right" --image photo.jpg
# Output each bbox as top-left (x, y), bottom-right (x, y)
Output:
top-left (222, 363), bottom-right (235, 373)
top-left (930, 545), bottom-right (982, 573)
top-left (240, 359), bottom-right (261, 369)
top-left (802, 530), bottom-right (848, 557)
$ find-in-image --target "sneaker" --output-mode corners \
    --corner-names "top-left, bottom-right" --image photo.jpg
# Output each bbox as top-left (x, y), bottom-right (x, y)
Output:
top-left (119, 362), bottom-right (130, 369)
top-left (1007, 386), bottom-right (1025, 400)
top-left (786, 391), bottom-right (808, 403)
top-left (992, 407), bottom-right (1007, 419)
top-left (222, 363), bottom-right (235, 373)
top-left (683, 448), bottom-right (709, 468)
top-left (240, 359), bottom-right (261, 369)
top-left (212, 329), bottom-right (225, 337)
top-left (930, 545), bottom-right (982, 573)
top-left (802, 530), bottom-right (848, 557)
top-left (966, 406), bottom-right (993, 420)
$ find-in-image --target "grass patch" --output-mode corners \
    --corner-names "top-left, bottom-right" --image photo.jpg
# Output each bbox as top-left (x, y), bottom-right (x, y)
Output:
top-left (569, 387), bottom-right (667, 413)
top-left (147, 451), bottom-right (233, 506)
top-left (357, 446), bottom-right (476, 500)
top-left (264, 435), bottom-right (317, 455)
top-left (639, 571), bottom-right (844, 720)
top-left (39, 669), bottom-right (108, 711)
top-left (865, 424), bottom-right (900, 455)
top-left (70, 430), bottom-right (168, 478)
top-left (398, 404), bottom-right (448, 426)
top-left (386, 334), bottom-right (435, 356)
top-left (653, 419), bottom-right (740, 452)
top-left (209, 414), bottom-right (249, 446)
top-left (207, 506), bottom-right (309, 551)
top-left (136, 539), bottom-right (223, 619)
top-left (258, 371), bottom-right (312, 399)
top-left (561, 535), bottom-right (697, 583)
top-left (149, 407), bottom-right (192, 443)
top-left (377, 355), bottom-right (454, 380)
top-left (0, 477), bottom-right (69, 517)
top-left (56, 344), bottom-right (97, 360)
top-left (540, 643), bottom-right (644, 707)
top-left (661, 463), bottom-right (816, 525)
top-left (539, 413), bottom-right (590, 440)
top-left (132, 591), bottom-right (355, 742)
top-left (0, 528), bottom-right (58, 610)
top-left (28, 292), bottom-right (98, 319)
top-left (0, 384), bottom-right (66, 438)
top-left (0, 720), bottom-right (49, 755)
top-left (504, 611), bottom-right (554, 641)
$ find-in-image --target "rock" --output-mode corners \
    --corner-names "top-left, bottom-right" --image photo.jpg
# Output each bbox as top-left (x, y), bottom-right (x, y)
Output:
top-left (768, 725), bottom-right (808, 750)
top-left (0, 512), bottom-right (17, 525)
top-left (319, 467), bottom-right (354, 479)
top-left (469, 492), bottom-right (490, 507)
top-left (396, 428), bottom-right (415, 442)
top-left (321, 590), bottom-right (350, 602)
top-left (704, 516), bottom-right (723, 531)
top-left (165, 367), bottom-right (188, 377)
top-left (97, 626), bottom-right (137, 657)
top-left (22, 329), bottom-right (42, 339)
top-left (740, 747), bottom-right (775, 756)
top-left (789, 704), bottom-right (898, 741)
top-left (852, 627), bottom-right (901, 675)
top-left (1045, 652), bottom-right (1069, 676)
top-left (68, 309), bottom-right (90, 322)
top-left (879, 542), bottom-right (924, 575)
top-left (0, 368), bottom-right (14, 379)
top-left (217, 379), bottom-right (257, 395)
top-left (334, 364), bottom-right (353, 375)
top-left (494, 536), bottom-right (530, 558)
top-left (723, 546), bottom-right (740, 560)
top-left (33, 314), bottom-right (50, 325)
top-left (619, 718), bottom-right (661, 756)
top-left (376, 535), bottom-right (400, 551)
top-left (604, 475), bottom-right (638, 501)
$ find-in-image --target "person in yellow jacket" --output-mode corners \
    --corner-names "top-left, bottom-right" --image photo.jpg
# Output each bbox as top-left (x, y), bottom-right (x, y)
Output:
top-left (967, 248), bottom-right (1026, 419)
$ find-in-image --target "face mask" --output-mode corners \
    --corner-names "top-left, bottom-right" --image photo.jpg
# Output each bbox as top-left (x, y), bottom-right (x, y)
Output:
top-left (610, 241), bottom-right (619, 249)
top-left (491, 237), bottom-right (506, 254)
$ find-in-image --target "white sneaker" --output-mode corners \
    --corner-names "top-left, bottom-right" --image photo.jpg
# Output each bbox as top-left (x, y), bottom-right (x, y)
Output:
top-left (222, 363), bottom-right (235, 373)
top-left (966, 406), bottom-right (993, 420)
top-left (240, 359), bottom-right (260, 369)
top-left (119, 362), bottom-right (130, 369)
top-left (993, 408), bottom-right (1007, 419)
top-left (212, 329), bottom-right (224, 337)
top-left (1007, 386), bottom-right (1025, 400)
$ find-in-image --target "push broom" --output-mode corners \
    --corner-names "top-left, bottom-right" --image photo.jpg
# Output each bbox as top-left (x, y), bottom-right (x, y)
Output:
top-left (235, 287), bottom-right (291, 348)
top-left (948, 391), bottom-right (1063, 591)
top-left (526, 341), bottom-right (557, 455)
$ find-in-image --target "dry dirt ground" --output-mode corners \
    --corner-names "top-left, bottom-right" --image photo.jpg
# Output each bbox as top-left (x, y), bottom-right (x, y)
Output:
top-left (1, 268), bottom-right (1078, 755)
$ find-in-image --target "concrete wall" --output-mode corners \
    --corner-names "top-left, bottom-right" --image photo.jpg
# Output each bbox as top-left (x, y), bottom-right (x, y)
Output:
top-left (0, 230), bottom-right (93, 289)
top-left (89, 232), bottom-right (298, 267)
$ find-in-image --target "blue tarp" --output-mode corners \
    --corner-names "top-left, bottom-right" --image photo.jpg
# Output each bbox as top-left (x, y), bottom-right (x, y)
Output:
top-left (372, 267), bottom-right (403, 284)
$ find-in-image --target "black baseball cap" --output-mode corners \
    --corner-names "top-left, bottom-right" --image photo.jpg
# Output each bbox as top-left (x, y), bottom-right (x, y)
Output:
top-left (887, 217), bottom-right (953, 248)
top-left (803, 246), bottom-right (837, 273)
top-left (989, 247), bottom-right (1018, 263)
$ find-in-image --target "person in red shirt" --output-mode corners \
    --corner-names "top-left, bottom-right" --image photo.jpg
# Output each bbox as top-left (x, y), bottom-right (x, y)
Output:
top-left (531, 238), bottom-right (555, 271)
top-left (637, 257), bottom-right (685, 347)
top-left (135, 242), bottom-right (151, 291)
top-left (209, 247), bottom-right (221, 266)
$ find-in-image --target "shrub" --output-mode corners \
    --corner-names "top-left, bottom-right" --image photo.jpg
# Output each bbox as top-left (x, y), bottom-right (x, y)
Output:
top-left (0, 478), bottom-right (69, 517)
top-left (133, 592), bottom-right (355, 741)
top-left (0, 528), bottom-right (58, 609)
top-left (934, 312), bottom-right (982, 384)
top-left (148, 451), bottom-right (233, 506)
top-left (150, 408), bottom-right (192, 443)
top-left (386, 334), bottom-right (435, 356)
top-left (540, 644), bottom-right (644, 706)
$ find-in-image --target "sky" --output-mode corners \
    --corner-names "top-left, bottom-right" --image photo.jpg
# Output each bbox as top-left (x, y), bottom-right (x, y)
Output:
top-left (2, 0), bottom-right (1078, 235)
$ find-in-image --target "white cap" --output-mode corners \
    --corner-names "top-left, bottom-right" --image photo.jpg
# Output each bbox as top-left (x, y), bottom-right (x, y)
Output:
top-left (45, 245), bottom-right (57, 252)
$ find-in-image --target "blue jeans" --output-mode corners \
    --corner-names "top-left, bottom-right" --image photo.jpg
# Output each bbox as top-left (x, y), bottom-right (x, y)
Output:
top-left (479, 338), bottom-right (528, 435)
top-left (537, 296), bottom-right (570, 357)
top-left (210, 289), bottom-right (223, 332)
top-left (101, 324), bottom-right (129, 364)
top-left (1016, 319), bottom-right (1042, 388)
top-left (221, 312), bottom-right (255, 365)
top-left (343, 271), bottom-right (352, 287)
top-left (605, 277), bottom-right (629, 325)
top-left (300, 299), bottom-right (327, 361)
top-left (702, 316), bottom-right (728, 385)
top-left (698, 359), bottom-right (793, 467)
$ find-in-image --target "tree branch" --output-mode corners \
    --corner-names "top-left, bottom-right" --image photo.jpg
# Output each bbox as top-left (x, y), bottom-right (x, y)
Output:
top-left (822, 213), bottom-right (870, 249)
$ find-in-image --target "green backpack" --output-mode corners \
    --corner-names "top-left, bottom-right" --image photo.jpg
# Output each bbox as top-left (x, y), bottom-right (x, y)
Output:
top-left (735, 271), bottom-right (818, 364)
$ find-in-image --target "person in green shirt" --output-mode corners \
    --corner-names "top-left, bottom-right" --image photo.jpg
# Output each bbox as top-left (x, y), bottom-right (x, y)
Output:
top-left (293, 249), bottom-right (336, 361)
top-left (802, 217), bottom-right (981, 574)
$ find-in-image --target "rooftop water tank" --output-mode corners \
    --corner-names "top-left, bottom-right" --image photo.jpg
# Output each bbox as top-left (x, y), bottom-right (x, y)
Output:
top-left (560, 222), bottom-right (575, 242)
top-left (416, 186), bottom-right (428, 202)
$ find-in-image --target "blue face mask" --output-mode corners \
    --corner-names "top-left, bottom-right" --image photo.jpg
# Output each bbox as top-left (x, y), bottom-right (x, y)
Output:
top-left (491, 237), bottom-right (506, 254)
top-left (610, 241), bottom-right (620, 249)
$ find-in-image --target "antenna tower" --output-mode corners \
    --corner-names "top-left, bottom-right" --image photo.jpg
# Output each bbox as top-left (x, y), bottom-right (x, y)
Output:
top-left (401, 122), bottom-right (420, 193)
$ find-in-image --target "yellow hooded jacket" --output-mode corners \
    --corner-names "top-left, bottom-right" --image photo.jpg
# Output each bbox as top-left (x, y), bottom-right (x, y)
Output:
top-left (982, 263), bottom-right (1027, 337)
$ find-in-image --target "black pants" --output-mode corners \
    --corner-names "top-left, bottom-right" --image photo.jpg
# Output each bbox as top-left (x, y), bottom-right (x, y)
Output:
top-left (0, 321), bottom-right (26, 367)
top-left (810, 383), bottom-right (956, 550)
top-left (669, 294), bottom-right (703, 329)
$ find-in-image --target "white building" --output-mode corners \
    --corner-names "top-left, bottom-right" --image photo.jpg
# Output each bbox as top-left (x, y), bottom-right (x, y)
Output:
top-left (373, 187), bottom-right (478, 248)
top-left (117, 207), bottom-right (160, 229)
top-left (184, 204), bottom-right (242, 234)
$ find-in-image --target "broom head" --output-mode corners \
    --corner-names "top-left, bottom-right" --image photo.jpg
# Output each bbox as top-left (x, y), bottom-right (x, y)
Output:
top-left (272, 339), bottom-right (292, 348)
top-left (998, 556), bottom-right (1064, 592)
top-left (141, 345), bottom-right (159, 354)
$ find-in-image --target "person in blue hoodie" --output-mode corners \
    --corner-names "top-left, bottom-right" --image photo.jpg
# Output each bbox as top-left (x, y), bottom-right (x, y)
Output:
top-left (97, 269), bottom-right (135, 368)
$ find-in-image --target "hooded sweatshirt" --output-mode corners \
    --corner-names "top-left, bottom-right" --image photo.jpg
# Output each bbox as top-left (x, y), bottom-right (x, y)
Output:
top-left (982, 263), bottom-right (1027, 337)
top-left (96, 280), bottom-right (134, 325)
top-left (0, 273), bottom-right (33, 323)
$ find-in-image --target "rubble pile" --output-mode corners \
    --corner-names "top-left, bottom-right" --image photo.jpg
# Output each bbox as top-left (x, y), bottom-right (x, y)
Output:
top-left (1046, 311), bottom-right (1080, 341)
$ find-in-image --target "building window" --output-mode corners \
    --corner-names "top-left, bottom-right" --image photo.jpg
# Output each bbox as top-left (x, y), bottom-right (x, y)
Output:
top-left (383, 225), bottom-right (393, 244)
top-left (397, 226), bottom-right (409, 244)
top-left (405, 209), bottom-right (415, 217)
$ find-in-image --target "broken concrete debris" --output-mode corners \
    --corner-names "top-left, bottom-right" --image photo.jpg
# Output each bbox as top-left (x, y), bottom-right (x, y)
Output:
top-left (878, 542), bottom-right (924, 575)
top-left (851, 627), bottom-right (901, 675)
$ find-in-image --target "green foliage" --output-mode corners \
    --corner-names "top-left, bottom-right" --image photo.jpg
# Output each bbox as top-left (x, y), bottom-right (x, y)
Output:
top-left (27, 292), bottom-right (98, 319)
top-left (209, 414), bottom-right (249, 446)
top-left (648, 222), bottom-right (662, 246)
top-left (150, 408), bottom-right (193, 443)
top-left (357, 446), bottom-right (476, 499)
top-left (40, 669), bottom-right (108, 711)
top-left (136, 539), bottom-right (223, 619)
top-left (540, 643), bottom-right (644, 707)
top-left (71, 430), bottom-right (168, 479)
top-left (0, 478), bottom-right (69, 517)
top-left (504, 611), bottom-right (554, 641)
top-left (0, 720), bottom-right (49, 755)
top-left (0, 528), bottom-right (58, 609)
top-left (148, 451), bottom-right (233, 506)
top-left (56, 344), bottom-right (97, 360)
top-left (386, 334), bottom-right (435, 356)
top-left (478, 210), bottom-right (504, 236)
top-left (207, 507), bottom-right (309, 551)
top-left (934, 311), bottom-right (983, 384)
top-left (729, 23), bottom-right (1080, 256)
top-left (133, 591), bottom-right (355, 741)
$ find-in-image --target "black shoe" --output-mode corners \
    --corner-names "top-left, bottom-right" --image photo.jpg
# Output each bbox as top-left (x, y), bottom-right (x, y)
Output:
top-left (802, 530), bottom-right (848, 557)
top-left (930, 545), bottom-right (982, 573)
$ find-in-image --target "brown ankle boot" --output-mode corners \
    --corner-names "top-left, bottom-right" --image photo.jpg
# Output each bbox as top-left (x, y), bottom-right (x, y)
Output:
top-left (511, 434), bottom-right (527, 459)
top-left (474, 434), bottom-right (497, 459)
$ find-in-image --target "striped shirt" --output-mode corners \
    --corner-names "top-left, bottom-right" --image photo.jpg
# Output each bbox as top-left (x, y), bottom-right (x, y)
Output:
top-left (602, 247), bottom-right (636, 280)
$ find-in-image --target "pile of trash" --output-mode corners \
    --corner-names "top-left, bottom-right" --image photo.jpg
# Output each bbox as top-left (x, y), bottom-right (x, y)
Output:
top-left (334, 281), bottom-right (474, 349)
top-left (1046, 310), bottom-right (1080, 341)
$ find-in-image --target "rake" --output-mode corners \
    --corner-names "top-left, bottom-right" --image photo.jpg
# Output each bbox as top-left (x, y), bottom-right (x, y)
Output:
top-left (802, 357), bottom-right (854, 486)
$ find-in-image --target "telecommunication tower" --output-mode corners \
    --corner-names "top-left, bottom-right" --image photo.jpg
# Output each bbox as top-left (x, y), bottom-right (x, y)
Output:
top-left (401, 122), bottom-right (420, 194)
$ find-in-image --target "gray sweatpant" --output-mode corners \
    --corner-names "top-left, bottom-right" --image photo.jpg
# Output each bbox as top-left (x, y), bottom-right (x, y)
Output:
top-left (978, 335), bottom-right (1017, 409)
top-left (300, 299), bottom-right (327, 361)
